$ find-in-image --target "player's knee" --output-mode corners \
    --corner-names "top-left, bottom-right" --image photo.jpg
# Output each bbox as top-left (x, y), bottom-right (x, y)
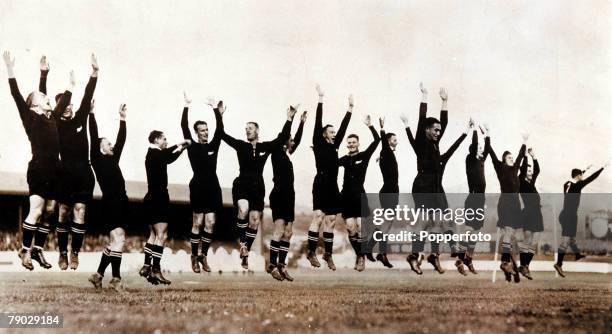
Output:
top-left (283, 228), bottom-right (293, 240)
top-left (237, 200), bottom-right (249, 218)
top-left (272, 229), bottom-right (283, 241)
top-left (58, 204), bottom-right (70, 221)
top-left (44, 202), bottom-right (56, 217)
top-left (111, 228), bottom-right (126, 244)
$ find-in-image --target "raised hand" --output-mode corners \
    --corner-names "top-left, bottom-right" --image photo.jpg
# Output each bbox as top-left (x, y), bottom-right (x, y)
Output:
top-left (364, 114), bottom-right (372, 127)
top-left (69, 70), bottom-right (76, 88)
top-left (483, 123), bottom-right (490, 137)
top-left (288, 104), bottom-right (299, 119)
top-left (300, 110), bottom-right (308, 123)
top-left (400, 114), bottom-right (410, 127)
top-left (419, 82), bottom-right (428, 102)
top-left (119, 103), bottom-right (127, 120)
top-left (91, 53), bottom-right (99, 76)
top-left (464, 118), bottom-right (473, 134)
top-left (206, 97), bottom-right (218, 108)
top-left (90, 99), bottom-right (96, 114)
top-left (217, 100), bottom-right (226, 115)
top-left (183, 91), bottom-right (192, 106)
top-left (379, 116), bottom-right (385, 129)
top-left (316, 84), bottom-right (324, 97)
top-left (521, 132), bottom-right (529, 143)
top-left (528, 148), bottom-right (536, 158)
top-left (40, 55), bottom-right (49, 71)
top-left (439, 87), bottom-right (448, 101)
top-left (3, 51), bottom-right (15, 78)
top-left (348, 94), bottom-right (354, 111)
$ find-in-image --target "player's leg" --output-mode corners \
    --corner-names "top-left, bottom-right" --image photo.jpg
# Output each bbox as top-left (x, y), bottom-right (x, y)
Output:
top-left (30, 199), bottom-right (55, 269)
top-left (19, 195), bottom-right (45, 270)
top-left (499, 226), bottom-right (516, 281)
top-left (68, 202), bottom-right (87, 270)
top-left (278, 222), bottom-right (294, 281)
top-left (518, 230), bottom-right (534, 280)
top-left (569, 237), bottom-right (585, 261)
top-left (198, 212), bottom-right (215, 272)
top-left (554, 235), bottom-right (569, 277)
top-left (322, 214), bottom-right (337, 270)
top-left (454, 224), bottom-right (469, 276)
top-left (190, 212), bottom-right (204, 273)
top-left (148, 222), bottom-right (170, 285)
top-left (375, 214), bottom-right (394, 268)
top-left (140, 225), bottom-right (156, 279)
top-left (242, 210), bottom-right (262, 270)
top-left (426, 218), bottom-right (445, 274)
top-left (306, 210), bottom-right (324, 267)
top-left (56, 203), bottom-right (71, 270)
top-left (268, 218), bottom-right (285, 280)
top-left (345, 217), bottom-right (360, 271)
top-left (107, 227), bottom-right (126, 291)
top-left (236, 199), bottom-right (250, 258)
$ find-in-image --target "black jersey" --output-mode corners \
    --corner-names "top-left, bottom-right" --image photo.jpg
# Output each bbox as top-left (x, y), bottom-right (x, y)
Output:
top-left (145, 145), bottom-right (183, 194)
top-left (338, 126), bottom-right (380, 193)
top-left (89, 114), bottom-right (127, 197)
top-left (271, 120), bottom-right (304, 189)
top-left (466, 130), bottom-right (488, 193)
top-left (561, 167), bottom-right (604, 214)
top-left (181, 107), bottom-right (223, 181)
top-left (378, 129), bottom-right (398, 187)
top-left (519, 158), bottom-right (541, 208)
top-left (312, 102), bottom-right (351, 178)
top-left (486, 137), bottom-right (526, 193)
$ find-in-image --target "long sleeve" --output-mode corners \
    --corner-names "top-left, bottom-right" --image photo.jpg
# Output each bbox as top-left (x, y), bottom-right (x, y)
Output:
top-left (265, 120), bottom-right (292, 150)
top-left (210, 108), bottom-right (223, 149)
top-left (580, 167), bottom-right (604, 188)
top-left (439, 109), bottom-right (448, 140)
top-left (513, 144), bottom-right (527, 170)
top-left (74, 76), bottom-right (97, 126)
top-left (363, 125), bottom-right (381, 158)
top-left (8, 78), bottom-right (32, 131)
top-left (532, 159), bottom-right (540, 183)
top-left (163, 145), bottom-right (183, 164)
top-left (442, 133), bottom-right (467, 162)
top-left (313, 102), bottom-right (323, 145)
top-left (52, 90), bottom-right (72, 120)
top-left (289, 120), bottom-right (305, 154)
top-left (222, 131), bottom-right (242, 150)
top-left (334, 111), bottom-right (352, 149)
top-left (180, 107), bottom-right (193, 141)
top-left (114, 120), bottom-right (127, 161)
top-left (89, 114), bottom-right (100, 159)
top-left (520, 155), bottom-right (529, 178)
top-left (380, 129), bottom-right (391, 154)
top-left (39, 70), bottom-right (48, 95)
top-left (485, 137), bottom-right (501, 170)
top-left (415, 102), bottom-right (427, 143)
top-left (466, 156), bottom-right (475, 192)
top-left (405, 127), bottom-right (417, 153)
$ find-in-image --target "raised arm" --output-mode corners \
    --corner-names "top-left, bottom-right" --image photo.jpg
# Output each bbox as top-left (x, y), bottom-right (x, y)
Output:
top-left (580, 167), bottom-right (604, 188)
top-left (485, 135), bottom-right (501, 169)
top-left (439, 88), bottom-right (448, 140)
top-left (4, 52), bottom-right (33, 131)
top-left (532, 159), bottom-right (540, 183)
top-left (378, 117), bottom-right (390, 154)
top-left (74, 76), bottom-right (97, 126)
top-left (334, 95), bottom-right (353, 149)
top-left (400, 114), bottom-right (417, 152)
top-left (210, 100), bottom-right (225, 149)
top-left (441, 122), bottom-right (469, 162)
top-left (39, 55), bottom-right (49, 94)
top-left (114, 104), bottom-right (127, 161)
top-left (415, 83), bottom-right (428, 142)
top-left (88, 103), bottom-right (100, 159)
top-left (313, 85), bottom-right (324, 145)
top-left (513, 134), bottom-right (528, 170)
top-left (362, 116), bottom-right (381, 159)
top-left (266, 106), bottom-right (296, 149)
top-left (289, 111), bottom-right (306, 154)
top-left (52, 71), bottom-right (75, 119)
top-left (162, 145), bottom-right (184, 164)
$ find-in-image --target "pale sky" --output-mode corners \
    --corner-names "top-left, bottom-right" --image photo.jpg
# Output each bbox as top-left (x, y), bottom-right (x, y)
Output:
top-left (0, 0), bottom-right (610, 209)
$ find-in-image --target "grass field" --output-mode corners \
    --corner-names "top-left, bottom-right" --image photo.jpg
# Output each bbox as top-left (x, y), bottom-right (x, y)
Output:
top-left (0, 270), bottom-right (610, 334)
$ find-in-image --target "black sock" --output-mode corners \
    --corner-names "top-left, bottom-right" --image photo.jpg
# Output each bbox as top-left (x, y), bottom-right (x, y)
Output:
top-left (557, 247), bottom-right (566, 266)
top-left (349, 235), bottom-right (361, 256)
top-left (237, 217), bottom-right (248, 244)
top-left (97, 248), bottom-right (112, 276)
top-left (526, 252), bottom-right (534, 266)
top-left (445, 230), bottom-right (456, 253)
top-left (269, 240), bottom-right (279, 266)
top-left (307, 231), bottom-right (319, 253)
top-left (144, 243), bottom-right (153, 265)
top-left (190, 232), bottom-right (200, 256)
top-left (110, 250), bottom-right (122, 278)
top-left (569, 242), bottom-right (580, 254)
top-left (366, 230), bottom-right (379, 253)
top-left (457, 241), bottom-right (468, 260)
top-left (278, 241), bottom-right (290, 265)
top-left (245, 227), bottom-right (257, 251)
top-left (412, 240), bottom-right (424, 254)
top-left (323, 232), bottom-right (334, 254)
top-left (201, 231), bottom-right (212, 256)
top-left (56, 222), bottom-right (69, 253)
top-left (21, 222), bottom-right (37, 250)
top-left (379, 239), bottom-right (388, 254)
top-left (519, 252), bottom-right (527, 266)
top-left (34, 224), bottom-right (51, 249)
top-left (501, 242), bottom-right (512, 262)
top-left (70, 222), bottom-right (86, 253)
top-left (430, 240), bottom-right (440, 254)
top-left (151, 244), bottom-right (163, 268)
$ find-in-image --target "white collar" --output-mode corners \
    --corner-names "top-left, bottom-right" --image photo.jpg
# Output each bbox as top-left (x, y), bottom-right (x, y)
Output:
top-left (149, 144), bottom-right (162, 150)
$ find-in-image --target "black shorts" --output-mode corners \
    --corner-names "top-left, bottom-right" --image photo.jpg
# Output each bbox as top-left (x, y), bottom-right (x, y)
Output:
top-left (269, 187), bottom-right (295, 222)
top-left (559, 210), bottom-right (577, 237)
top-left (58, 162), bottom-right (95, 204)
top-left (27, 159), bottom-right (61, 199)
top-left (189, 177), bottom-right (223, 214)
top-left (464, 192), bottom-right (485, 230)
top-left (520, 206), bottom-right (544, 232)
top-left (102, 195), bottom-right (129, 233)
top-left (379, 183), bottom-right (399, 209)
top-left (143, 191), bottom-right (170, 224)
top-left (232, 176), bottom-right (265, 212)
top-left (312, 173), bottom-right (341, 215)
top-left (412, 174), bottom-right (448, 210)
top-left (496, 194), bottom-right (521, 228)
top-left (341, 189), bottom-right (369, 219)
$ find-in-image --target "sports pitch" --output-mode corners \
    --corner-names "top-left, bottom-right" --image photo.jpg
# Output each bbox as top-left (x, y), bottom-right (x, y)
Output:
top-left (0, 270), bottom-right (610, 333)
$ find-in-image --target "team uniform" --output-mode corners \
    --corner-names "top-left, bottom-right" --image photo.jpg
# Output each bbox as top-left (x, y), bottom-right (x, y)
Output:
top-left (8, 75), bottom-right (71, 269)
top-left (143, 146), bottom-right (183, 224)
top-left (222, 119), bottom-right (292, 253)
top-left (40, 69), bottom-right (97, 261)
top-left (555, 167), bottom-right (604, 275)
top-left (338, 126), bottom-right (380, 260)
top-left (406, 102), bottom-right (466, 273)
top-left (88, 113), bottom-right (127, 284)
top-left (485, 137), bottom-right (526, 282)
top-left (517, 157), bottom-right (542, 279)
top-left (307, 102), bottom-right (351, 257)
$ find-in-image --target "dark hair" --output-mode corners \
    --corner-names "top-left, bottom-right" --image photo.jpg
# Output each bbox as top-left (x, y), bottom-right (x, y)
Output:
top-left (424, 117), bottom-right (441, 129)
top-left (55, 93), bottom-right (63, 104)
top-left (347, 134), bottom-right (359, 141)
top-left (247, 121), bottom-right (259, 129)
top-left (502, 151), bottom-right (512, 161)
top-left (571, 168), bottom-right (583, 178)
top-left (25, 92), bottom-right (35, 108)
top-left (148, 130), bottom-right (164, 144)
top-left (386, 132), bottom-right (396, 140)
top-left (468, 143), bottom-right (477, 155)
top-left (322, 124), bottom-right (334, 133)
top-left (193, 120), bottom-right (207, 132)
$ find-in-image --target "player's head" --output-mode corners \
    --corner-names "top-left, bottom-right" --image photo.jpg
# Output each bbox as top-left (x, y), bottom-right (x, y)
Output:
top-left (323, 124), bottom-right (336, 144)
top-left (148, 130), bottom-right (167, 149)
top-left (193, 120), bottom-right (208, 143)
top-left (502, 151), bottom-right (514, 166)
top-left (571, 168), bottom-right (584, 181)
top-left (25, 91), bottom-right (52, 114)
top-left (245, 122), bottom-right (259, 141)
top-left (386, 132), bottom-right (397, 149)
top-left (99, 137), bottom-right (114, 156)
top-left (347, 134), bottom-right (359, 153)
top-left (425, 117), bottom-right (441, 141)
top-left (55, 93), bottom-right (73, 119)
top-left (469, 142), bottom-right (485, 159)
top-left (285, 135), bottom-right (296, 152)
top-left (525, 164), bottom-right (534, 181)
